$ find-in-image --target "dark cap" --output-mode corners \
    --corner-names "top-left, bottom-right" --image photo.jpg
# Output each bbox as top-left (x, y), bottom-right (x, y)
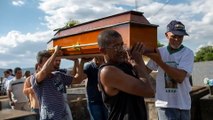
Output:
top-left (167, 20), bottom-right (189, 36)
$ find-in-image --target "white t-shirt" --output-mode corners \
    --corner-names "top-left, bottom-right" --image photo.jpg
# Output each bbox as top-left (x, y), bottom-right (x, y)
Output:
top-left (7, 77), bottom-right (28, 103)
top-left (147, 46), bottom-right (194, 110)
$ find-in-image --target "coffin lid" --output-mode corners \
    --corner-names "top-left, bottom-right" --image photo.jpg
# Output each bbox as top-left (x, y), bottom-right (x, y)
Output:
top-left (48, 10), bottom-right (158, 43)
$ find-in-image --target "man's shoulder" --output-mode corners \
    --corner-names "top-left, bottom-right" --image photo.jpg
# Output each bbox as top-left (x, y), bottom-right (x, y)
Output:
top-left (100, 65), bottom-right (125, 77)
top-left (8, 78), bottom-right (24, 88)
top-left (183, 46), bottom-right (193, 53)
top-left (12, 78), bottom-right (25, 83)
top-left (9, 78), bottom-right (16, 83)
top-left (158, 46), bottom-right (167, 52)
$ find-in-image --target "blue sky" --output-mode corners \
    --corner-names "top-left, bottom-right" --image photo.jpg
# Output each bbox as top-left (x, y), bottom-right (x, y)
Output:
top-left (0, 0), bottom-right (46, 34)
top-left (0, 0), bottom-right (212, 69)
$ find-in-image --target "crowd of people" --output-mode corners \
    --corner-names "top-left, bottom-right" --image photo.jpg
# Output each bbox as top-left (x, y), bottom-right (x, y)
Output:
top-left (0, 20), bottom-right (193, 120)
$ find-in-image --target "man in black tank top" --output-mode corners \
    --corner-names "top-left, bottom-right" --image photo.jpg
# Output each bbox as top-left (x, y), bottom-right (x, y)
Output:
top-left (97, 29), bottom-right (154, 120)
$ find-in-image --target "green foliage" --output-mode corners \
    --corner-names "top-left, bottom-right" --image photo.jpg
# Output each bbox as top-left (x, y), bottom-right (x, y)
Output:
top-left (203, 52), bottom-right (213, 61)
top-left (54, 20), bottom-right (80, 31)
top-left (194, 45), bottom-right (213, 62)
top-left (65, 20), bottom-right (79, 28)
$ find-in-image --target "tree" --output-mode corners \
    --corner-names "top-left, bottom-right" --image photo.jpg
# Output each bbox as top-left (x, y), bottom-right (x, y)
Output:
top-left (194, 45), bottom-right (213, 62)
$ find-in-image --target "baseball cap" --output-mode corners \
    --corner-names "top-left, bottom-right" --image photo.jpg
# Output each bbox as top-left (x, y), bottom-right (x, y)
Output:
top-left (167, 20), bottom-right (189, 36)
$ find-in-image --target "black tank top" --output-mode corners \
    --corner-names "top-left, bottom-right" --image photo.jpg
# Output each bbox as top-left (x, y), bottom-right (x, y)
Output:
top-left (98, 62), bottom-right (147, 120)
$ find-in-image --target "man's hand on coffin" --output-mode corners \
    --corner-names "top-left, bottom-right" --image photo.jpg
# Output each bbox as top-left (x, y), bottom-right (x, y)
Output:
top-left (54, 45), bottom-right (63, 56)
top-left (128, 42), bottom-right (143, 64)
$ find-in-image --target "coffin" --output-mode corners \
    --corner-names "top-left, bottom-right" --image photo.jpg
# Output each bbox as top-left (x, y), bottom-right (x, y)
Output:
top-left (47, 11), bottom-right (158, 57)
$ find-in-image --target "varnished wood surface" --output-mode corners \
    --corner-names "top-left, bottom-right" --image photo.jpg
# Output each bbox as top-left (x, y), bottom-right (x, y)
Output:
top-left (53, 11), bottom-right (151, 38)
top-left (47, 11), bottom-right (158, 57)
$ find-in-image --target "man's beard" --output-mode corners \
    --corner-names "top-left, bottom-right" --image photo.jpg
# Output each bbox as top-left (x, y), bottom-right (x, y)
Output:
top-left (54, 66), bottom-right (60, 70)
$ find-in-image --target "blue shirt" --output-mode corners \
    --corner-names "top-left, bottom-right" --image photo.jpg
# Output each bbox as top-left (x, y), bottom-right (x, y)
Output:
top-left (84, 62), bottom-right (103, 104)
top-left (31, 71), bottom-right (72, 120)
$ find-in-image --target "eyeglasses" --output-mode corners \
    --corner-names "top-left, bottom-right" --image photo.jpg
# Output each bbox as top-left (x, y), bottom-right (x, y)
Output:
top-left (105, 44), bottom-right (127, 51)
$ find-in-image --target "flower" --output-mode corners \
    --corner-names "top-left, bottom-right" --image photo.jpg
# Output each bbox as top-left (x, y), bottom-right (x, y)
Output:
top-left (203, 77), bottom-right (213, 86)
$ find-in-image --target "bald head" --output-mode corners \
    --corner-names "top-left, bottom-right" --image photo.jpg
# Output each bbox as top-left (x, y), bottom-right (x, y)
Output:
top-left (98, 29), bottom-right (122, 48)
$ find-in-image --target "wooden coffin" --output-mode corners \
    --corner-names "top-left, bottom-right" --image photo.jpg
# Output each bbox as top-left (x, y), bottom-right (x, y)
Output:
top-left (47, 11), bottom-right (158, 57)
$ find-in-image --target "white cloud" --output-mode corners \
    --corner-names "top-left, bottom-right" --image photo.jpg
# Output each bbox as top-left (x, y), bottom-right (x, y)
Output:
top-left (38, 0), bottom-right (129, 29)
top-left (0, 47), bottom-right (8, 54)
top-left (0, 30), bottom-right (52, 53)
top-left (133, 0), bottom-right (213, 52)
top-left (0, 30), bottom-right (53, 68)
top-left (12, 0), bottom-right (25, 6)
top-left (37, 0), bottom-right (213, 53)
top-left (0, 60), bottom-right (19, 68)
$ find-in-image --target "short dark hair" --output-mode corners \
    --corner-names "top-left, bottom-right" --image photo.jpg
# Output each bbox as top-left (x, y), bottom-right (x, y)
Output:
top-left (24, 70), bottom-right (30, 75)
top-left (36, 50), bottom-right (51, 64)
top-left (8, 69), bottom-right (13, 73)
top-left (4, 70), bottom-right (10, 74)
top-left (98, 29), bottom-right (122, 48)
top-left (14, 67), bottom-right (22, 74)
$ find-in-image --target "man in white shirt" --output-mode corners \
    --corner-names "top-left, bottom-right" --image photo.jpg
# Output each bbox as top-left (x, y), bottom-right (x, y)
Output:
top-left (7, 67), bottom-right (30, 111)
top-left (146, 20), bottom-right (194, 120)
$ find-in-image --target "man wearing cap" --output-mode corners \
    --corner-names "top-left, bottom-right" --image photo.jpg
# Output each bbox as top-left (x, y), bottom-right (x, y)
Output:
top-left (145, 20), bottom-right (194, 120)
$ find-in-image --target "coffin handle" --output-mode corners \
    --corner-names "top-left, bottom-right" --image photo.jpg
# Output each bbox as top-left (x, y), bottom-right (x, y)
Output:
top-left (48, 42), bottom-right (98, 51)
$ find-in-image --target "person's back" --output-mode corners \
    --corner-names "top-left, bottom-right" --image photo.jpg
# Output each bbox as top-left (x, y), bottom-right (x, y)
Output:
top-left (99, 62), bottom-right (147, 120)
top-left (83, 58), bottom-right (108, 120)
top-left (85, 62), bottom-right (102, 103)
top-left (23, 74), bottom-right (40, 120)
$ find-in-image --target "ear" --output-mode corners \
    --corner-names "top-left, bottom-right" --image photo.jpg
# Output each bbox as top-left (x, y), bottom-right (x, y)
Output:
top-left (165, 32), bottom-right (169, 39)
